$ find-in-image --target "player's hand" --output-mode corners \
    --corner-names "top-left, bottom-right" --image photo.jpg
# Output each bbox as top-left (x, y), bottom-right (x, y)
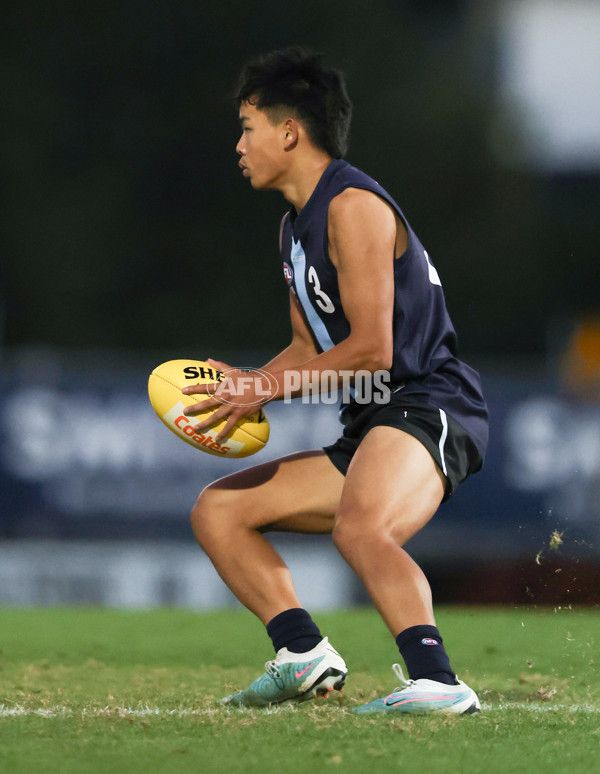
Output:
top-left (181, 358), bottom-right (274, 442)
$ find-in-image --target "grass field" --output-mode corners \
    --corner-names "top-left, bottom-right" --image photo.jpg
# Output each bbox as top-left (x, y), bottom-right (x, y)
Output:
top-left (0, 606), bottom-right (598, 773)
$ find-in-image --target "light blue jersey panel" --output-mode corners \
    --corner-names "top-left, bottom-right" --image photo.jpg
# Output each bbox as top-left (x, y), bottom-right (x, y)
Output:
top-left (291, 237), bottom-right (334, 352)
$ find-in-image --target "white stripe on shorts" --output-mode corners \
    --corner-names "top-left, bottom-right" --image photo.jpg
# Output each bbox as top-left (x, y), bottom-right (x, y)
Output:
top-left (438, 409), bottom-right (448, 477)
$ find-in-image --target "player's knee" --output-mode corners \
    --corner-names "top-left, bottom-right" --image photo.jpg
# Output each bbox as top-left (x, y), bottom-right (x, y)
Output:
top-left (190, 485), bottom-right (230, 543)
top-left (332, 509), bottom-right (395, 558)
top-left (190, 488), bottom-right (209, 540)
top-left (331, 515), bottom-right (369, 557)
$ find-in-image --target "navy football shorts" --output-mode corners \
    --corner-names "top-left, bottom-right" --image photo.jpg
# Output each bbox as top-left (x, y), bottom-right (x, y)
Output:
top-left (323, 396), bottom-right (483, 501)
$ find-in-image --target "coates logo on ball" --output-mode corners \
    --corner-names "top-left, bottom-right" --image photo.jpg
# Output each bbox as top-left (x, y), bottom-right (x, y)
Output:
top-left (283, 262), bottom-right (293, 285)
top-left (148, 359), bottom-right (270, 458)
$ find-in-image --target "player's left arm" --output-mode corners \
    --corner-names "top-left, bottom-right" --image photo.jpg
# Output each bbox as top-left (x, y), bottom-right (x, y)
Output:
top-left (322, 187), bottom-right (397, 371)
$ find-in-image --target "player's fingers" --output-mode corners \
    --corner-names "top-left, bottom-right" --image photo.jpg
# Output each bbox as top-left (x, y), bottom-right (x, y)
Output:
top-left (212, 412), bottom-right (240, 443)
top-left (192, 405), bottom-right (231, 433)
top-left (183, 396), bottom-right (219, 416)
top-left (207, 358), bottom-right (231, 372)
top-left (182, 382), bottom-right (217, 396)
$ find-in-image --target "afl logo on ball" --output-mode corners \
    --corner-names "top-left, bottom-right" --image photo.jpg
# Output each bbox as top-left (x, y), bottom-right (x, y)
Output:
top-left (283, 262), bottom-right (293, 285)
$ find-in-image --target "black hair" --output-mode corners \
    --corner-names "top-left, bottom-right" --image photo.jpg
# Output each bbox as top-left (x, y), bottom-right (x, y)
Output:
top-left (234, 46), bottom-right (352, 159)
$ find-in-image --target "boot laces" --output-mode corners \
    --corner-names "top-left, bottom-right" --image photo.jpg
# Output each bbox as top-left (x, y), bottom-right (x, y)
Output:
top-left (391, 663), bottom-right (414, 690)
top-left (265, 660), bottom-right (280, 678)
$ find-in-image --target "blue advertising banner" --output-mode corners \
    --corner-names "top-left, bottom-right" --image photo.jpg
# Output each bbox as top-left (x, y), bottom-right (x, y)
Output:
top-left (1, 353), bottom-right (599, 563)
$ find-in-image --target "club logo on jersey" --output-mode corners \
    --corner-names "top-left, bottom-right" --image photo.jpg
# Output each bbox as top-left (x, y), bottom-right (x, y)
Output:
top-left (421, 638), bottom-right (440, 646)
top-left (283, 262), bottom-right (293, 286)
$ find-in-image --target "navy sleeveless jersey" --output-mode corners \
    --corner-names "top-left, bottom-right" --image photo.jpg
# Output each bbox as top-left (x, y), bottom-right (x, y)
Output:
top-left (279, 159), bottom-right (489, 458)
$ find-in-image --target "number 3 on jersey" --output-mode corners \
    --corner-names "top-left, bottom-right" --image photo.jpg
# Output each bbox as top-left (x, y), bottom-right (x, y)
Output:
top-left (307, 266), bottom-right (335, 313)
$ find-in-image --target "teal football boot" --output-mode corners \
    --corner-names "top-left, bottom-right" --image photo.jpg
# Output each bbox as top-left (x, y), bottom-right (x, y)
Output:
top-left (221, 637), bottom-right (347, 707)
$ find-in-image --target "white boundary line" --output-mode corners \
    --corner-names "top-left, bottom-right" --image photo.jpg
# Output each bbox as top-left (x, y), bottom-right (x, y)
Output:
top-left (0, 704), bottom-right (217, 718)
top-left (1, 702), bottom-right (599, 718)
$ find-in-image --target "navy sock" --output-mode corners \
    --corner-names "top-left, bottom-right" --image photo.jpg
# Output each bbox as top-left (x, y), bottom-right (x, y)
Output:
top-left (266, 608), bottom-right (322, 654)
top-left (395, 625), bottom-right (457, 685)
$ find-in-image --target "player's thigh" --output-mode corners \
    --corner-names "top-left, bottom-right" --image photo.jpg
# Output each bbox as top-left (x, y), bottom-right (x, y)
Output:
top-left (335, 425), bottom-right (445, 544)
top-left (193, 450), bottom-right (345, 534)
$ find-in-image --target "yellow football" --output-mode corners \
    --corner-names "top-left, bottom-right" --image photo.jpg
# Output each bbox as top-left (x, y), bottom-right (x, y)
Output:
top-left (148, 359), bottom-right (270, 458)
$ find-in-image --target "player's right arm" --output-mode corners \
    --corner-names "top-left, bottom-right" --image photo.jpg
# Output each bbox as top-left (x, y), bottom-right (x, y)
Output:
top-left (260, 290), bottom-right (318, 373)
top-left (181, 291), bottom-right (316, 441)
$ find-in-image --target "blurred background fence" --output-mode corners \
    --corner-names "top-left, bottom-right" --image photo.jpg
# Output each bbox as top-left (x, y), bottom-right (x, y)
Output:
top-left (1, 348), bottom-right (599, 607)
top-left (1, 0), bottom-right (599, 607)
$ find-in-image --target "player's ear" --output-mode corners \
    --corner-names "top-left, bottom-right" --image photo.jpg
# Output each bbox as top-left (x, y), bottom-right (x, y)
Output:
top-left (282, 118), bottom-right (299, 150)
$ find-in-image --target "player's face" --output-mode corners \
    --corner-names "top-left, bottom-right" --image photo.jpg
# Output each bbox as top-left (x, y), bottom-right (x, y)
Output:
top-left (236, 101), bottom-right (289, 190)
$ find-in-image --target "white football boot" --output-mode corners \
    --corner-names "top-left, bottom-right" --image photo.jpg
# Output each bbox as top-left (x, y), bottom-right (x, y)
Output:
top-left (352, 663), bottom-right (480, 715)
